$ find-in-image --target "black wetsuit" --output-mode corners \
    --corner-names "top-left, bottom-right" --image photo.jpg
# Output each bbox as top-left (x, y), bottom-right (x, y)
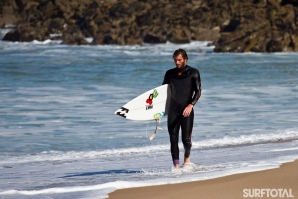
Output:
top-left (162, 65), bottom-right (201, 165)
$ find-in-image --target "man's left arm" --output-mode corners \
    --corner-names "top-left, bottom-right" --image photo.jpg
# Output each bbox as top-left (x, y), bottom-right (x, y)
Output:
top-left (183, 69), bottom-right (201, 117)
top-left (191, 70), bottom-right (201, 105)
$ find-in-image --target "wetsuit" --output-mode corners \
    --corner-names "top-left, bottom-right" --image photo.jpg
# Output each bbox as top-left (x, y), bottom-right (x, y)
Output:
top-left (162, 65), bottom-right (201, 165)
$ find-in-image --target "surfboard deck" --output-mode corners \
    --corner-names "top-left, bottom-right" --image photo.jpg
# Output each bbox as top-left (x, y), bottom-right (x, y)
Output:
top-left (115, 84), bottom-right (171, 121)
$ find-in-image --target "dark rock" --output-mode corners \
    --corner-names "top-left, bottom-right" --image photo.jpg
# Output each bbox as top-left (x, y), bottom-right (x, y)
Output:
top-left (0, 1), bottom-right (20, 26)
top-left (40, 1), bottom-right (56, 19)
top-left (104, 15), bottom-right (142, 45)
top-left (267, 32), bottom-right (294, 52)
top-left (214, 20), bottom-right (271, 52)
top-left (142, 27), bottom-right (167, 44)
top-left (143, 33), bottom-right (167, 44)
top-left (267, 0), bottom-right (283, 8)
top-left (221, 19), bottom-right (241, 32)
top-left (213, 0), bottom-right (298, 52)
top-left (1, 0), bottom-right (298, 51)
top-left (191, 27), bottom-right (221, 41)
top-left (168, 27), bottom-right (191, 44)
top-left (23, 27), bottom-right (50, 41)
top-left (43, 18), bottom-right (65, 34)
top-left (266, 39), bottom-right (284, 52)
top-left (3, 25), bottom-right (50, 42)
top-left (281, 0), bottom-right (298, 6)
top-left (103, 33), bottom-right (115, 44)
top-left (2, 29), bottom-right (20, 41)
top-left (91, 32), bottom-right (104, 45)
top-left (61, 25), bottom-right (88, 45)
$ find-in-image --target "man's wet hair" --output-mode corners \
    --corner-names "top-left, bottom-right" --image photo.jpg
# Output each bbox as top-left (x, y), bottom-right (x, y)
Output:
top-left (172, 48), bottom-right (188, 60)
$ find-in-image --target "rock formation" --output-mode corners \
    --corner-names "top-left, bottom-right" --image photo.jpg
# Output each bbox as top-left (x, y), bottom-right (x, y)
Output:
top-left (0, 0), bottom-right (297, 52)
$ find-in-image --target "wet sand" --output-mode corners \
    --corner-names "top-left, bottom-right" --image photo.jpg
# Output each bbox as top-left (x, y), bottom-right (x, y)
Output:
top-left (108, 159), bottom-right (298, 199)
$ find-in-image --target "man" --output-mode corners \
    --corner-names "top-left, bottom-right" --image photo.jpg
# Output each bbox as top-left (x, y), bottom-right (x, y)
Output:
top-left (162, 49), bottom-right (201, 169)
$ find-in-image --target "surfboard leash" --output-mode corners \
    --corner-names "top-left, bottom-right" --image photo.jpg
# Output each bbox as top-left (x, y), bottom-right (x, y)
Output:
top-left (148, 119), bottom-right (159, 141)
top-left (146, 118), bottom-right (168, 141)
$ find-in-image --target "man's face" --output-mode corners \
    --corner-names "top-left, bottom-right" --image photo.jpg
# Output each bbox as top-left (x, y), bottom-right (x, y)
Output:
top-left (173, 54), bottom-right (187, 69)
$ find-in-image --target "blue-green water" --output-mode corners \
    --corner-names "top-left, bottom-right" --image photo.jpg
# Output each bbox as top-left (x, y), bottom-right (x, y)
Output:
top-left (0, 39), bottom-right (298, 199)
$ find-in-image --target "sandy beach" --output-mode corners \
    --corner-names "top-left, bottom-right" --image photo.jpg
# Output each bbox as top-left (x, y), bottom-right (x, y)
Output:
top-left (108, 159), bottom-right (298, 199)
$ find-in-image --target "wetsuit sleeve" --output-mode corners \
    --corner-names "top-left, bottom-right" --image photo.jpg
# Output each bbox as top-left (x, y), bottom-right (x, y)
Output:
top-left (190, 70), bottom-right (201, 106)
top-left (162, 71), bottom-right (170, 85)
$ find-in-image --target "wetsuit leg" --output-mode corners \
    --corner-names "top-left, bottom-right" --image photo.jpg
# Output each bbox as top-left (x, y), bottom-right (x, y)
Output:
top-left (168, 100), bottom-right (194, 165)
top-left (167, 112), bottom-right (181, 165)
top-left (181, 109), bottom-right (194, 158)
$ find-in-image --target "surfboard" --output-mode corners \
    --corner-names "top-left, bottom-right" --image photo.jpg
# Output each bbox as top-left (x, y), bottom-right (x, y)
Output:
top-left (115, 84), bottom-right (171, 121)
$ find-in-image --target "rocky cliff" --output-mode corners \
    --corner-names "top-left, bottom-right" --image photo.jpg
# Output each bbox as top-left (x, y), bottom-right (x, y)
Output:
top-left (0, 0), bottom-right (297, 52)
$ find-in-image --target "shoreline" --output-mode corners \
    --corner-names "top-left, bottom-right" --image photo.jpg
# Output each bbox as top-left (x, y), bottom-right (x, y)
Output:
top-left (107, 159), bottom-right (298, 199)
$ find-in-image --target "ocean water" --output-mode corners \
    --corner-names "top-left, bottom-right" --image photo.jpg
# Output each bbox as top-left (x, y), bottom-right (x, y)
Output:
top-left (0, 34), bottom-right (298, 199)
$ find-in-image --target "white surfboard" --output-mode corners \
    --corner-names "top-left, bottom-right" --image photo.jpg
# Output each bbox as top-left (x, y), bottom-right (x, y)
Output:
top-left (115, 84), bottom-right (171, 121)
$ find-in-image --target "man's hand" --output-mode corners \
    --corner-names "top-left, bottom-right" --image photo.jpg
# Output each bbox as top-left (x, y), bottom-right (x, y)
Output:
top-left (183, 104), bottom-right (193, 117)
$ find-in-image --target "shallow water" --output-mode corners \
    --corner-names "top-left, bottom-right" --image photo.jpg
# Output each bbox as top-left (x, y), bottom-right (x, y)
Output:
top-left (0, 38), bottom-right (298, 199)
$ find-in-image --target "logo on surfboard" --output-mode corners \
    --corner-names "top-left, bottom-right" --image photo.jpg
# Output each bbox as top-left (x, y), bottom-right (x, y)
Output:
top-left (146, 89), bottom-right (159, 110)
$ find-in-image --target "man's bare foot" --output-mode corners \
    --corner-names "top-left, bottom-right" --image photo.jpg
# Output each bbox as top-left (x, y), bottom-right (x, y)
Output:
top-left (184, 156), bottom-right (190, 165)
